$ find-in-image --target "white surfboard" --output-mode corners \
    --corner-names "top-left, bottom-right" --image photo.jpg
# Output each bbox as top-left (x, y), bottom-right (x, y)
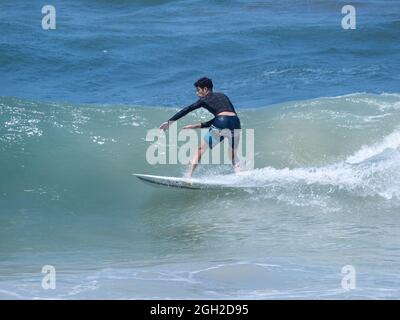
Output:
top-left (133, 173), bottom-right (238, 190)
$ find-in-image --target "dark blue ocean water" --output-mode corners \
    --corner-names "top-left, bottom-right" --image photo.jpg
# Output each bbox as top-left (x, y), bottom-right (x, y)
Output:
top-left (1, 0), bottom-right (399, 107)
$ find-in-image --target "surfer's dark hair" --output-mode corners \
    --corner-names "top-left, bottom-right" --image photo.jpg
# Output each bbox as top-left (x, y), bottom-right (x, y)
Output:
top-left (194, 77), bottom-right (213, 90)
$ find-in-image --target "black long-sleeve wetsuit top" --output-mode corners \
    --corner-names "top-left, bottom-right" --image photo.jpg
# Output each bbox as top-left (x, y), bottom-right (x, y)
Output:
top-left (168, 92), bottom-right (237, 128)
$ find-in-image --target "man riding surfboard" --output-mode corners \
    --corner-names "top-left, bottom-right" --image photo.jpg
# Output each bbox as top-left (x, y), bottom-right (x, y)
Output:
top-left (160, 77), bottom-right (241, 177)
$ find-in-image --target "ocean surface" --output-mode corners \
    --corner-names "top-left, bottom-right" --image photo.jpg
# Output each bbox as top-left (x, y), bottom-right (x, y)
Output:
top-left (1, 0), bottom-right (400, 299)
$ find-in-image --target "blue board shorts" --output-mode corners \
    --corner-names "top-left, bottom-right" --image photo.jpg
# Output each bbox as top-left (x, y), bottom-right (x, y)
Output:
top-left (204, 115), bottom-right (241, 149)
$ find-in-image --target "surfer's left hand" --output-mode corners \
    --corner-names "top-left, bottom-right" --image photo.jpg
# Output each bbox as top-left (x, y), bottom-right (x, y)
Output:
top-left (159, 121), bottom-right (171, 132)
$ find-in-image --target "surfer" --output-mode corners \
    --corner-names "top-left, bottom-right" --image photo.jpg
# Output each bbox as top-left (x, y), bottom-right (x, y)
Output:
top-left (159, 77), bottom-right (241, 177)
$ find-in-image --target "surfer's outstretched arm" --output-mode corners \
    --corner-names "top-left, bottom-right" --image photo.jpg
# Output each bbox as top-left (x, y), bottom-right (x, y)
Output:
top-left (160, 100), bottom-right (205, 131)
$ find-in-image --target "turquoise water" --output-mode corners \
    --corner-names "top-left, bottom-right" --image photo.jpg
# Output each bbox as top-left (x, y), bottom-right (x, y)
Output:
top-left (1, 93), bottom-right (400, 298)
top-left (1, 0), bottom-right (400, 299)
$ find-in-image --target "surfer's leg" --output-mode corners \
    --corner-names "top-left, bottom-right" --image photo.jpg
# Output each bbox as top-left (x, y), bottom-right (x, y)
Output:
top-left (228, 129), bottom-right (241, 173)
top-left (215, 116), bottom-right (241, 173)
top-left (187, 141), bottom-right (208, 177)
top-left (228, 147), bottom-right (240, 173)
top-left (186, 127), bottom-right (222, 177)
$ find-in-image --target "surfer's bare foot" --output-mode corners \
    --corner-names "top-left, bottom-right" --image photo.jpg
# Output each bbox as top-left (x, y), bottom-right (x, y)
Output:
top-left (234, 161), bottom-right (241, 173)
top-left (184, 171), bottom-right (192, 179)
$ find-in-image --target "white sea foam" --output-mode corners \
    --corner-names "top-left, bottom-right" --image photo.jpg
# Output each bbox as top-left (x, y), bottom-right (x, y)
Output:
top-left (346, 129), bottom-right (400, 164)
top-left (201, 129), bottom-right (400, 200)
